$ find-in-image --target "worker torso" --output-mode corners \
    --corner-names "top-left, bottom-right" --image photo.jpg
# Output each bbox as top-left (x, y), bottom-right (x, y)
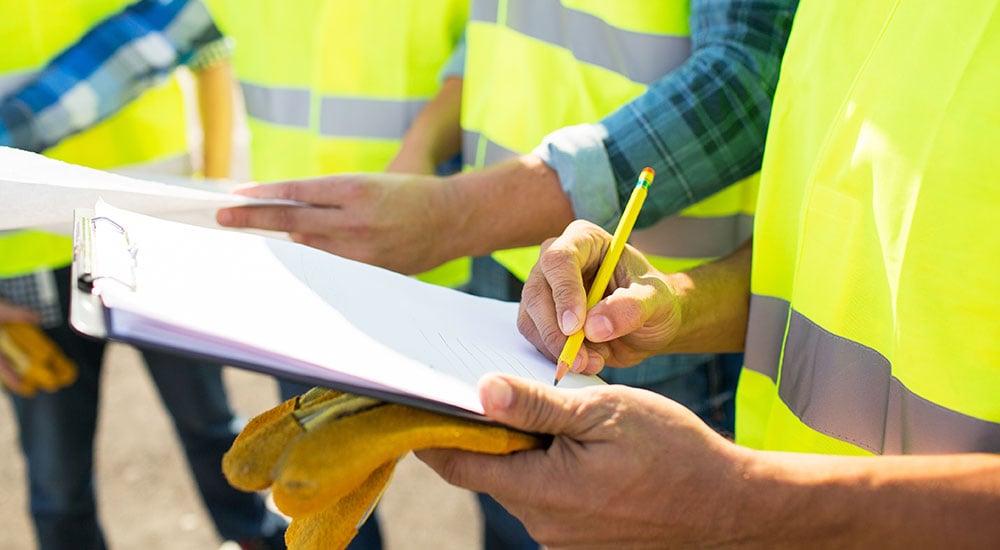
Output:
top-left (205, 0), bottom-right (469, 287)
top-left (207, 0), bottom-right (468, 181)
top-left (462, 0), bottom-right (755, 281)
top-left (738, 0), bottom-right (1000, 455)
top-left (0, 0), bottom-right (191, 276)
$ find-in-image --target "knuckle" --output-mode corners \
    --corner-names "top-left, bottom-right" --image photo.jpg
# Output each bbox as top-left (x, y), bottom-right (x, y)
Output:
top-left (274, 207), bottom-right (297, 233)
top-left (537, 246), bottom-right (574, 274)
top-left (519, 283), bottom-right (549, 313)
top-left (619, 297), bottom-right (646, 332)
top-left (515, 310), bottom-right (536, 338)
top-left (274, 183), bottom-right (302, 202)
top-left (539, 323), bottom-right (566, 351)
top-left (433, 455), bottom-right (465, 486)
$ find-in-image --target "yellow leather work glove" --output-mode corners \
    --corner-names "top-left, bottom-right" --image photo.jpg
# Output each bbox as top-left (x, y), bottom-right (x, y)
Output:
top-left (0, 322), bottom-right (77, 397)
top-left (223, 388), bottom-right (545, 549)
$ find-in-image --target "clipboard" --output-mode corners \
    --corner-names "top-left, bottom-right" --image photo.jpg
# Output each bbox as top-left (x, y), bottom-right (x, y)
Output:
top-left (70, 210), bottom-right (126, 340)
top-left (70, 203), bottom-right (604, 421)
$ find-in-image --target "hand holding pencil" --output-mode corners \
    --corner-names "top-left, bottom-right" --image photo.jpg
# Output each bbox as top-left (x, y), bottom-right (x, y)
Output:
top-left (553, 168), bottom-right (654, 384)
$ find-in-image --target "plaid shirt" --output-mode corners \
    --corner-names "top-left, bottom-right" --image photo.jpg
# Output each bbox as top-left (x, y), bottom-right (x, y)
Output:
top-left (0, 0), bottom-right (227, 323)
top-left (535, 0), bottom-right (799, 231)
top-left (0, 0), bottom-right (227, 153)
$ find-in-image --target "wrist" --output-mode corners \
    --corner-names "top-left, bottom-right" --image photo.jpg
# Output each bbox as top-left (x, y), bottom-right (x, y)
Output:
top-left (445, 156), bottom-right (573, 258)
top-left (659, 270), bottom-right (694, 354)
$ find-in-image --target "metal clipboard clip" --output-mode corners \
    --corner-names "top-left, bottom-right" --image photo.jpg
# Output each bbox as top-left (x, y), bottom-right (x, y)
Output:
top-left (74, 214), bottom-right (139, 293)
top-left (70, 210), bottom-right (140, 339)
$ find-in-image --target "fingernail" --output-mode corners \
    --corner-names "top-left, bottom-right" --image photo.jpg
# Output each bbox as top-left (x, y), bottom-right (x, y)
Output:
top-left (482, 377), bottom-right (514, 411)
top-left (217, 210), bottom-right (232, 225)
top-left (560, 309), bottom-right (580, 333)
top-left (586, 315), bottom-right (613, 340)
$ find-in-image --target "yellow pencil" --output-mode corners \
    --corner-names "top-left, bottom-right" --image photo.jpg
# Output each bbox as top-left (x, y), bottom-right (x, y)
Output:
top-left (554, 167), bottom-right (654, 385)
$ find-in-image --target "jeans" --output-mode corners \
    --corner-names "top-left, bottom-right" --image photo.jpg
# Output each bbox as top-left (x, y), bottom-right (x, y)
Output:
top-left (6, 267), bottom-right (286, 550)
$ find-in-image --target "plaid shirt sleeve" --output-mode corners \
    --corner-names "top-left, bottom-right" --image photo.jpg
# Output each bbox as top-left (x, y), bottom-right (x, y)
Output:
top-left (0, 0), bottom-right (226, 153)
top-left (535, 0), bottom-right (799, 231)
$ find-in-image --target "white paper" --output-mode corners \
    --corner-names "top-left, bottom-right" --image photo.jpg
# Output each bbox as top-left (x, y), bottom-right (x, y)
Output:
top-left (85, 201), bottom-right (602, 416)
top-left (0, 146), bottom-right (293, 234)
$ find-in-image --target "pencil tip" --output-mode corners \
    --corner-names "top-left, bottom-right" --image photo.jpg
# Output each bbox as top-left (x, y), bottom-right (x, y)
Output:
top-left (553, 361), bottom-right (570, 386)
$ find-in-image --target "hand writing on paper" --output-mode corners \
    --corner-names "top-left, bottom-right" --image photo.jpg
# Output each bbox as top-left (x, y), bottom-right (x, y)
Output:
top-left (516, 220), bottom-right (682, 376)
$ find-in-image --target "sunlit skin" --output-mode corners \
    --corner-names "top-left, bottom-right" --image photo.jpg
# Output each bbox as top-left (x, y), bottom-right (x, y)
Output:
top-left (417, 222), bottom-right (1000, 549)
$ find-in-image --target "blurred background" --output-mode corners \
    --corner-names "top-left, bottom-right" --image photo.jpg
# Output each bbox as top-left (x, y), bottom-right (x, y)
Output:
top-left (0, 342), bottom-right (483, 549)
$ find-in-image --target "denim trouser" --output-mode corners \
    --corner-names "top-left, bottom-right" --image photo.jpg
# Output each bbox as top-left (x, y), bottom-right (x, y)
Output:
top-left (7, 267), bottom-right (286, 550)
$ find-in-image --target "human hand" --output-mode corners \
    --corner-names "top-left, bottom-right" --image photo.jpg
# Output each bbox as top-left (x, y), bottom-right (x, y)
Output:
top-left (0, 300), bottom-right (39, 393)
top-left (0, 311), bottom-right (76, 397)
top-left (223, 387), bottom-right (543, 549)
top-left (417, 374), bottom-right (752, 548)
top-left (216, 173), bottom-right (464, 275)
top-left (517, 220), bottom-right (683, 375)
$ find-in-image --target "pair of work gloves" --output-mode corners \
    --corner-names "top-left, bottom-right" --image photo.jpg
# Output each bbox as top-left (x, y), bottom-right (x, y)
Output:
top-left (223, 387), bottom-right (544, 549)
top-left (0, 322), bottom-right (76, 397)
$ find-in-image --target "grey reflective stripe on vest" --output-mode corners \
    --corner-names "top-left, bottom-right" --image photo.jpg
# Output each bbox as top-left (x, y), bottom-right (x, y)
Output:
top-left (241, 81), bottom-right (425, 140)
top-left (630, 214), bottom-right (753, 259)
top-left (462, 129), bottom-right (517, 167)
top-left (318, 96), bottom-right (427, 140)
top-left (744, 294), bottom-right (1000, 454)
top-left (240, 82), bottom-right (311, 128)
top-left (743, 294), bottom-right (788, 381)
top-left (471, 0), bottom-right (691, 85)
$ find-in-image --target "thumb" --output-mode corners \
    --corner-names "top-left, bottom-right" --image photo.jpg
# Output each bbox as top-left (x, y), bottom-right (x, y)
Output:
top-left (478, 374), bottom-right (580, 436)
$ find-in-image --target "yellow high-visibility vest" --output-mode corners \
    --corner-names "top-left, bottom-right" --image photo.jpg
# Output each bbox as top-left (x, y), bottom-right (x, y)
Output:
top-left (0, 0), bottom-right (190, 277)
top-left (206, 0), bottom-right (470, 287)
top-left (737, 0), bottom-right (1000, 455)
top-left (462, 0), bottom-right (756, 282)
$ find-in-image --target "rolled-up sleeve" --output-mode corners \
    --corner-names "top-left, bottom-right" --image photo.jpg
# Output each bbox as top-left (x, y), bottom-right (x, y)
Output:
top-left (534, 0), bottom-right (798, 231)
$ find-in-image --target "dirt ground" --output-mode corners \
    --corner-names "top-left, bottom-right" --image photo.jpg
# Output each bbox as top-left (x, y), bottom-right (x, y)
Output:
top-left (0, 343), bottom-right (483, 549)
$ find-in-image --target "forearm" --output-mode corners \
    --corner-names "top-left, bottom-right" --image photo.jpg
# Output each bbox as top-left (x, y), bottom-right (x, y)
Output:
top-left (444, 155), bottom-right (575, 258)
top-left (661, 239), bottom-right (751, 354)
top-left (0, 0), bottom-right (225, 153)
top-left (735, 449), bottom-right (1000, 547)
top-left (599, 0), bottom-right (798, 226)
top-left (388, 76), bottom-right (463, 174)
top-left (195, 60), bottom-right (234, 179)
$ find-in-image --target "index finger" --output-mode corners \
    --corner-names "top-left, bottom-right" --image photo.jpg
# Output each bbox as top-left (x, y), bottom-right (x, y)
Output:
top-left (230, 176), bottom-right (357, 205)
top-left (534, 220), bottom-right (610, 335)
